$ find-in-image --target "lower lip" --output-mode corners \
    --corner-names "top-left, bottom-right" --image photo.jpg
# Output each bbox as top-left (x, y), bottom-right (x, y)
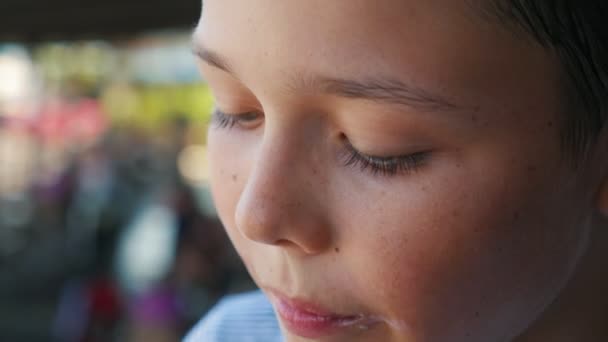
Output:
top-left (272, 295), bottom-right (374, 339)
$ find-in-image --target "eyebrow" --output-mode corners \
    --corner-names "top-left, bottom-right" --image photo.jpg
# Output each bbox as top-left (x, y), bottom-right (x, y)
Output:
top-left (193, 44), bottom-right (462, 112)
top-left (315, 77), bottom-right (459, 112)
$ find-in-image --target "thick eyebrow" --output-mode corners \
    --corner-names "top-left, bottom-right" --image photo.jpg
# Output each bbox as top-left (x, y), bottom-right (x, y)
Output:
top-left (193, 43), bottom-right (462, 112)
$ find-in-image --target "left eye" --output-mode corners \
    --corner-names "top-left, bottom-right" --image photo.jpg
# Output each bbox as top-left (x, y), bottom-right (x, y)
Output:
top-left (341, 140), bottom-right (430, 177)
top-left (211, 109), bottom-right (263, 129)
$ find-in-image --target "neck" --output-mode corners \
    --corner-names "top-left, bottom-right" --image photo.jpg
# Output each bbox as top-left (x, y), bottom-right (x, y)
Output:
top-left (516, 220), bottom-right (608, 342)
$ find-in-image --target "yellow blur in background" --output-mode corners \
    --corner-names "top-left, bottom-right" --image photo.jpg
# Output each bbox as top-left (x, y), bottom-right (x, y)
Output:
top-left (0, 30), bottom-right (253, 342)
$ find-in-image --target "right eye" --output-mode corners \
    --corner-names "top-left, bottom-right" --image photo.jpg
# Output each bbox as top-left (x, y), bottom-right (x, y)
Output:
top-left (211, 109), bottom-right (264, 129)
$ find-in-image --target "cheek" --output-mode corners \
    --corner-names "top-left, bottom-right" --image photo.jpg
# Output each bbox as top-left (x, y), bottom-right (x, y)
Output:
top-left (208, 131), bottom-right (235, 209)
top-left (336, 163), bottom-right (588, 341)
top-left (207, 130), bottom-right (250, 250)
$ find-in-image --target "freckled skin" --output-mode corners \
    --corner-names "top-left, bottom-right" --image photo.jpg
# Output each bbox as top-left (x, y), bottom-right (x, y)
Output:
top-left (195, 0), bottom-right (608, 341)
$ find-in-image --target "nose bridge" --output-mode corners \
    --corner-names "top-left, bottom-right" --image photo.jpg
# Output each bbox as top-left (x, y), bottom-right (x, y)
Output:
top-left (234, 121), bottom-right (332, 254)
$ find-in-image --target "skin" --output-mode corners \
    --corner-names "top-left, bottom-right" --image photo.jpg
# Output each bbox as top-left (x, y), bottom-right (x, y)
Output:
top-left (193, 0), bottom-right (608, 341)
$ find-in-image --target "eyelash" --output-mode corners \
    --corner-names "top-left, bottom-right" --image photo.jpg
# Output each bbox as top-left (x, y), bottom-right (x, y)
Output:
top-left (211, 109), bottom-right (429, 177)
top-left (211, 109), bottom-right (261, 129)
top-left (341, 140), bottom-right (428, 177)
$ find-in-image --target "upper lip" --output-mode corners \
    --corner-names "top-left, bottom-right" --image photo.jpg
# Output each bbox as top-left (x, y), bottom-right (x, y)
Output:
top-left (264, 286), bottom-right (385, 339)
top-left (265, 287), bottom-right (376, 320)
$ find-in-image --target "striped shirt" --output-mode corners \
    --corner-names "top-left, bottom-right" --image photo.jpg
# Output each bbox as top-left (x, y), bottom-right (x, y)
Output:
top-left (184, 290), bottom-right (284, 342)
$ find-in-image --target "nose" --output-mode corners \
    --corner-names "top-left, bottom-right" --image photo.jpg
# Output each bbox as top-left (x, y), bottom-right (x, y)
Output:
top-left (234, 124), bottom-right (332, 255)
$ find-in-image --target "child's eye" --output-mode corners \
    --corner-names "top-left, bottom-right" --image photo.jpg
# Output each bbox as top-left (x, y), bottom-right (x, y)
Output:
top-left (341, 139), bottom-right (430, 177)
top-left (212, 110), bottom-right (427, 176)
top-left (211, 109), bottom-right (263, 129)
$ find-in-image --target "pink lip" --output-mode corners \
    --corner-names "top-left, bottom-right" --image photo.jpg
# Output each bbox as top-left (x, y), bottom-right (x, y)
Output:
top-left (268, 290), bottom-right (379, 339)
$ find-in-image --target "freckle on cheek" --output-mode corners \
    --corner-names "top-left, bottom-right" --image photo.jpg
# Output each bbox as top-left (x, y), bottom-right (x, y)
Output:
top-left (335, 247), bottom-right (340, 253)
top-left (232, 174), bottom-right (238, 182)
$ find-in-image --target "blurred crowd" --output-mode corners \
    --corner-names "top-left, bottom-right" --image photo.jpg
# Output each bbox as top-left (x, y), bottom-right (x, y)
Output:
top-left (0, 117), bottom-right (254, 342)
top-left (0, 36), bottom-right (254, 342)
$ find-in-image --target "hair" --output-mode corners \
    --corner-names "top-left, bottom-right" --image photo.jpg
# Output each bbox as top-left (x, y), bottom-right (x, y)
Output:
top-left (489, 1), bottom-right (608, 161)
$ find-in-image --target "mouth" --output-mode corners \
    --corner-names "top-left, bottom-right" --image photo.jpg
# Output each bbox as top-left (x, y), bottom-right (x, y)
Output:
top-left (266, 289), bottom-right (381, 339)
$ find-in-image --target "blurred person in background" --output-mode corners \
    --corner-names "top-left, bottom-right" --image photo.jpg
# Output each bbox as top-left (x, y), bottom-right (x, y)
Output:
top-left (0, 8), bottom-right (254, 340)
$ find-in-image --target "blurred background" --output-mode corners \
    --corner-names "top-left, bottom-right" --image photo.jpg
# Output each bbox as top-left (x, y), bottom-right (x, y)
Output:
top-left (0, 1), bottom-right (256, 341)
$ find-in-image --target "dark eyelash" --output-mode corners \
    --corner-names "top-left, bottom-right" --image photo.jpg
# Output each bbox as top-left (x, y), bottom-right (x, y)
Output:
top-left (211, 109), bottom-right (239, 129)
top-left (211, 109), bottom-right (260, 129)
top-left (342, 142), bottom-right (429, 177)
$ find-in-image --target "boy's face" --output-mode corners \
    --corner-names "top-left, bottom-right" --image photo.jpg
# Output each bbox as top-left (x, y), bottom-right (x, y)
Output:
top-left (195, 1), bottom-right (602, 341)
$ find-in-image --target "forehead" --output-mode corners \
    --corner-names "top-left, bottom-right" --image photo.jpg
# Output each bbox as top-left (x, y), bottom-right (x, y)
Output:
top-left (195, 0), bottom-right (557, 116)
top-left (197, 0), bottom-right (490, 68)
